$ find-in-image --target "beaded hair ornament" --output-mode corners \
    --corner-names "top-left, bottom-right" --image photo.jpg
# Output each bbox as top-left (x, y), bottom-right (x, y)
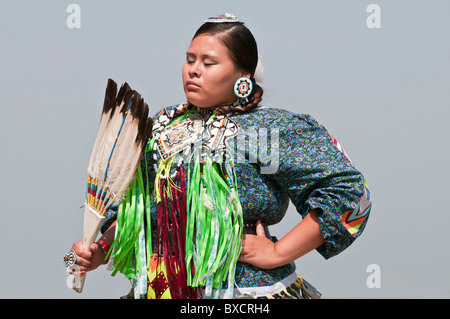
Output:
top-left (204, 13), bottom-right (240, 23)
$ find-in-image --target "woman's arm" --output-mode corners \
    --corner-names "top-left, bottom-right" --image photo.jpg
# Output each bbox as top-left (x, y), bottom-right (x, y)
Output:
top-left (238, 210), bottom-right (324, 269)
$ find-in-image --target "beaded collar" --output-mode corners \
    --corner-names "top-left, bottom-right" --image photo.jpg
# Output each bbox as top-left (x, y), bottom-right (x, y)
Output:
top-left (152, 104), bottom-right (239, 161)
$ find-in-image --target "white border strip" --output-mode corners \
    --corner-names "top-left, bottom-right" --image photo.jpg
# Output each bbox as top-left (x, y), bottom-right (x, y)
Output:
top-left (202, 272), bottom-right (299, 299)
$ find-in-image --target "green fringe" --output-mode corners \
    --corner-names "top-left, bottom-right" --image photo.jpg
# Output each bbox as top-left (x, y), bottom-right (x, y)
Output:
top-left (109, 140), bottom-right (154, 280)
top-left (186, 151), bottom-right (243, 298)
top-left (109, 110), bottom-right (244, 299)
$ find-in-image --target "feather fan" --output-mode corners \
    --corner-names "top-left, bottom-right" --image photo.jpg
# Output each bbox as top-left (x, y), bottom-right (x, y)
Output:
top-left (72, 78), bottom-right (153, 293)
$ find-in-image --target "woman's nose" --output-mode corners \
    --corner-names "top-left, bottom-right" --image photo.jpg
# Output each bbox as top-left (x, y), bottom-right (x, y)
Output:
top-left (188, 62), bottom-right (201, 78)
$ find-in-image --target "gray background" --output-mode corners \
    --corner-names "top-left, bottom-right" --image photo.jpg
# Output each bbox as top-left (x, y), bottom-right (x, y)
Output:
top-left (1, 1), bottom-right (448, 298)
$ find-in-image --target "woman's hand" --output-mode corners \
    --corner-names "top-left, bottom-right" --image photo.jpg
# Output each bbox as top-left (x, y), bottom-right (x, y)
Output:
top-left (68, 241), bottom-right (108, 274)
top-left (238, 220), bottom-right (280, 269)
top-left (238, 211), bottom-right (325, 269)
top-left (68, 222), bottom-right (116, 274)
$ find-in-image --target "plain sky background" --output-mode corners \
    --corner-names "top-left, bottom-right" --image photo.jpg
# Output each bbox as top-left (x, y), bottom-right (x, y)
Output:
top-left (1, 1), bottom-right (449, 299)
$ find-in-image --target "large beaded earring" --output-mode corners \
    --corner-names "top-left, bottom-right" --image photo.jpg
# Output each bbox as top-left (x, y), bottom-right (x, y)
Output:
top-left (233, 76), bottom-right (253, 105)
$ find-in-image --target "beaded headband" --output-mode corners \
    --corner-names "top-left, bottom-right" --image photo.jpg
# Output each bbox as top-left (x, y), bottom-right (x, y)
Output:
top-left (204, 13), bottom-right (240, 23)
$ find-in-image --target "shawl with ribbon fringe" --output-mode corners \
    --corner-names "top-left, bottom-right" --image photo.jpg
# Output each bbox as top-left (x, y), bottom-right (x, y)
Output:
top-left (109, 108), bottom-right (243, 299)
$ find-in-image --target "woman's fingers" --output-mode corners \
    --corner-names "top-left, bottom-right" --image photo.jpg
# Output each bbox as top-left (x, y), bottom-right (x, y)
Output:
top-left (255, 220), bottom-right (265, 237)
top-left (238, 221), bottom-right (278, 269)
top-left (69, 241), bottom-right (93, 270)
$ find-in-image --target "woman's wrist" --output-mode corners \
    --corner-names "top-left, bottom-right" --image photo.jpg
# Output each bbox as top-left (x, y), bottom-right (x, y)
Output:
top-left (271, 242), bottom-right (290, 269)
top-left (95, 222), bottom-right (116, 264)
top-left (271, 211), bottom-right (325, 268)
top-left (96, 239), bottom-right (111, 255)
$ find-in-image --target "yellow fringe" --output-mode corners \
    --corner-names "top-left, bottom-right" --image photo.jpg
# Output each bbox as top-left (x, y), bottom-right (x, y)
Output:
top-left (263, 275), bottom-right (309, 299)
top-left (155, 157), bottom-right (175, 203)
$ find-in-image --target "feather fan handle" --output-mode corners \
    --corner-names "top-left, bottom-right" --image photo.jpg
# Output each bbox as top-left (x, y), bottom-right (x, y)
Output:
top-left (74, 79), bottom-right (153, 293)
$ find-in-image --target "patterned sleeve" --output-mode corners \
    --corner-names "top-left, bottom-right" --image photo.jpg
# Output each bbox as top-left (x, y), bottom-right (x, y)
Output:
top-left (269, 110), bottom-right (372, 259)
top-left (100, 205), bottom-right (118, 233)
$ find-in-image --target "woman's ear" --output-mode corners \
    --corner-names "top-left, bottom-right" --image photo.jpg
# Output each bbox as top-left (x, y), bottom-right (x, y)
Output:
top-left (241, 71), bottom-right (251, 78)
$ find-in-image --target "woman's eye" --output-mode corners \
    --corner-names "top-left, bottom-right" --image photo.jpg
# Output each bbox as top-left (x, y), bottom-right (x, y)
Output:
top-left (204, 60), bottom-right (217, 66)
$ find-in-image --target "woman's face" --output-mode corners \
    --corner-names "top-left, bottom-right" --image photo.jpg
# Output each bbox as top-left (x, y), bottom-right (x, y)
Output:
top-left (182, 34), bottom-right (248, 108)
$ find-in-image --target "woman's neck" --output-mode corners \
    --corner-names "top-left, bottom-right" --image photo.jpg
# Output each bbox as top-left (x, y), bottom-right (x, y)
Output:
top-left (194, 99), bottom-right (241, 115)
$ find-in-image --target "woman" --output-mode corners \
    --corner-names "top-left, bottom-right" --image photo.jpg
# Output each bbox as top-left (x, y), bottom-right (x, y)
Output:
top-left (67, 14), bottom-right (371, 299)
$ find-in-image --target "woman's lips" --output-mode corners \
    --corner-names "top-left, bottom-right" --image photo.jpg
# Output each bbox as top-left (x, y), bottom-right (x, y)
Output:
top-left (186, 81), bottom-right (201, 90)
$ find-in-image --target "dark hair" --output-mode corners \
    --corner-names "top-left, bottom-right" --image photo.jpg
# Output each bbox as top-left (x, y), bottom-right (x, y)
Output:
top-left (194, 22), bottom-right (258, 77)
top-left (179, 22), bottom-right (263, 116)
